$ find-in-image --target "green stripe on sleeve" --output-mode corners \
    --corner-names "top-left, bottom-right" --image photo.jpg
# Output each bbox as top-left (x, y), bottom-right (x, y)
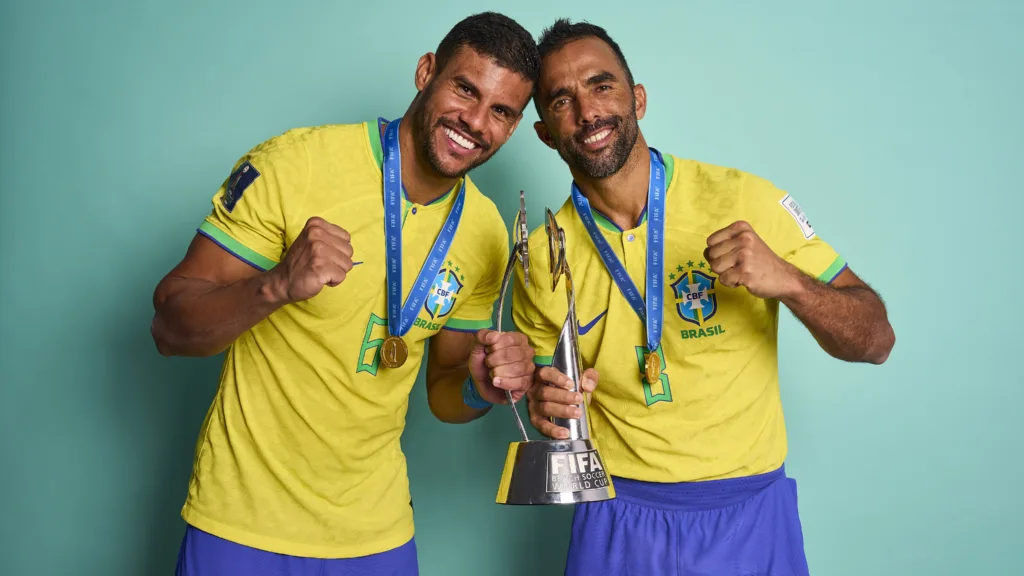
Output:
top-left (443, 318), bottom-right (493, 332)
top-left (534, 355), bottom-right (553, 366)
top-left (818, 255), bottom-right (848, 283)
top-left (199, 221), bottom-right (278, 271)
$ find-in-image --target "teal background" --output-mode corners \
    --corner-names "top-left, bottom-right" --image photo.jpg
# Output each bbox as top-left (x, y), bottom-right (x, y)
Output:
top-left (1, 1), bottom-right (1021, 574)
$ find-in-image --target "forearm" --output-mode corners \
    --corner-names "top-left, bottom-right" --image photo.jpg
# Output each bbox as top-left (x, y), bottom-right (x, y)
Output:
top-left (425, 363), bottom-right (490, 424)
top-left (780, 270), bottom-right (895, 364)
top-left (151, 273), bottom-right (285, 357)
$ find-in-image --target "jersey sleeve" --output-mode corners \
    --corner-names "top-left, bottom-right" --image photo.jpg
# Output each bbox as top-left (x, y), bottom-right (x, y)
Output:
top-left (442, 212), bottom-right (510, 333)
top-left (744, 174), bottom-right (847, 284)
top-left (198, 135), bottom-right (309, 271)
top-left (510, 237), bottom-right (562, 366)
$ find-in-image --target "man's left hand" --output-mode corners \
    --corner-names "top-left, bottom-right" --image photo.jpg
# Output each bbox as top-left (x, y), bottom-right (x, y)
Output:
top-left (705, 221), bottom-right (802, 300)
top-left (468, 329), bottom-right (535, 405)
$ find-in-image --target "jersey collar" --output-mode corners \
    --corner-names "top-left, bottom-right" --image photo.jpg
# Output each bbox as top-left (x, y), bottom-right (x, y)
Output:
top-left (366, 117), bottom-right (461, 210)
top-left (587, 148), bottom-right (675, 234)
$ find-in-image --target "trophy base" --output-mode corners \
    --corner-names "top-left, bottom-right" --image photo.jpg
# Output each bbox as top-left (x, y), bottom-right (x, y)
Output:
top-left (495, 439), bottom-right (616, 505)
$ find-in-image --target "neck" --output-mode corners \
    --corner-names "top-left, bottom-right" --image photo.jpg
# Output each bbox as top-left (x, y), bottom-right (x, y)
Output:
top-left (572, 134), bottom-right (651, 231)
top-left (394, 109), bottom-right (459, 205)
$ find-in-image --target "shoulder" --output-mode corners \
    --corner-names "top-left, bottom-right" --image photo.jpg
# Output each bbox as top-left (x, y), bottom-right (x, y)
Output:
top-left (665, 153), bottom-right (819, 244)
top-left (218, 128), bottom-right (318, 204)
top-left (225, 123), bottom-right (379, 214)
top-left (244, 122), bottom-right (377, 166)
top-left (663, 153), bottom-right (790, 211)
top-left (665, 154), bottom-right (751, 190)
top-left (234, 127), bottom-right (310, 169)
top-left (295, 122), bottom-right (379, 165)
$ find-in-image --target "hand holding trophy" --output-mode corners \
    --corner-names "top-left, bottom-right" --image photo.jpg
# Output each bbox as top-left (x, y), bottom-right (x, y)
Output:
top-left (494, 192), bottom-right (615, 505)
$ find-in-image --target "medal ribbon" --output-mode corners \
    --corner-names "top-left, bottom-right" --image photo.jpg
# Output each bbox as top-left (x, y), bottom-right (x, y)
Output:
top-left (382, 118), bottom-right (466, 338)
top-left (570, 148), bottom-right (666, 354)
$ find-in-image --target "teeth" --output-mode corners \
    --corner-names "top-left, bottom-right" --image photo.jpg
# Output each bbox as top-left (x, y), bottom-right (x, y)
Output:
top-left (584, 129), bottom-right (612, 144)
top-left (445, 128), bottom-right (477, 150)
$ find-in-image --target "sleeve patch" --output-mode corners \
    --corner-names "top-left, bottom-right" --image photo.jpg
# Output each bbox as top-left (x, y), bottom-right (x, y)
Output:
top-left (779, 194), bottom-right (815, 239)
top-left (222, 161), bottom-right (261, 212)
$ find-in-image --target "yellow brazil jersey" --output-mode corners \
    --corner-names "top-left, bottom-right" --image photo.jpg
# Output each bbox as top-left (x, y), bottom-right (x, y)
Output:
top-left (512, 151), bottom-right (845, 484)
top-left (182, 120), bottom-right (509, 558)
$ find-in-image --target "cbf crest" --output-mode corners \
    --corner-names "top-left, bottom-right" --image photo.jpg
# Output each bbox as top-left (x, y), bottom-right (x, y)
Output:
top-left (669, 262), bottom-right (718, 326)
top-left (424, 261), bottom-right (465, 319)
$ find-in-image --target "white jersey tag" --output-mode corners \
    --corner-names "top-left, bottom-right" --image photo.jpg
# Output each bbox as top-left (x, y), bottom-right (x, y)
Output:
top-left (779, 194), bottom-right (815, 239)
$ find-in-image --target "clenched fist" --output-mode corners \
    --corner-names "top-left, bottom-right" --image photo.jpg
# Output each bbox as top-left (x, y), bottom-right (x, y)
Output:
top-left (468, 329), bottom-right (535, 404)
top-left (705, 220), bottom-right (800, 300)
top-left (269, 217), bottom-right (354, 304)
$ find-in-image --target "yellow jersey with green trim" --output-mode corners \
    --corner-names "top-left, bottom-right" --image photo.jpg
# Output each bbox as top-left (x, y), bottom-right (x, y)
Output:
top-left (512, 151), bottom-right (845, 483)
top-left (183, 120), bottom-right (508, 558)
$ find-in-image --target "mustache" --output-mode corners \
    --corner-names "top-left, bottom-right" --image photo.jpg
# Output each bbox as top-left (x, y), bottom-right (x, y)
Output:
top-left (436, 118), bottom-right (490, 151)
top-left (575, 117), bottom-right (621, 142)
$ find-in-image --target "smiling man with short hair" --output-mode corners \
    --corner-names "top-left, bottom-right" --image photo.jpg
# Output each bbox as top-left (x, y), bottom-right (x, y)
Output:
top-left (515, 18), bottom-right (895, 576)
top-left (152, 12), bottom-right (540, 575)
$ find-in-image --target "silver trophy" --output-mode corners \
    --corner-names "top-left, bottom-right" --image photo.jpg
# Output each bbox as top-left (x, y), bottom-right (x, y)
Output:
top-left (495, 194), bottom-right (615, 505)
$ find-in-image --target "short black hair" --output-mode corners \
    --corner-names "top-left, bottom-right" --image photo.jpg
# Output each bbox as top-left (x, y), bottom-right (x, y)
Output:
top-left (535, 19), bottom-right (635, 116)
top-left (435, 12), bottom-right (540, 88)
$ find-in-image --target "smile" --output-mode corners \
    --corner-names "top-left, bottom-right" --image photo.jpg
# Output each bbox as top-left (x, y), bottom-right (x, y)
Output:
top-left (444, 127), bottom-right (478, 150)
top-left (583, 128), bottom-right (612, 144)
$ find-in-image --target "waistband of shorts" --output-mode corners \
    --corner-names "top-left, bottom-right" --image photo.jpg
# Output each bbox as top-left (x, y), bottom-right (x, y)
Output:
top-left (610, 465), bottom-right (787, 512)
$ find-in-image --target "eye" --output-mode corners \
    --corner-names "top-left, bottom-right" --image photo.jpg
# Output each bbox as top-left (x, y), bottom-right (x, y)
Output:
top-left (553, 98), bottom-right (569, 110)
top-left (596, 85), bottom-right (612, 92)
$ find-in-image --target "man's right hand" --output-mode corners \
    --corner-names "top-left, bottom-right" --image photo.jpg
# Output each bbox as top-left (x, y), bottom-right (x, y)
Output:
top-left (527, 366), bottom-right (599, 439)
top-left (268, 217), bottom-right (354, 304)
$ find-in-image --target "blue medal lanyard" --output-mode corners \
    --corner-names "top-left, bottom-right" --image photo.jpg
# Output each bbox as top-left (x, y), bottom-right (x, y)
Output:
top-left (570, 149), bottom-right (666, 355)
top-left (382, 118), bottom-right (466, 338)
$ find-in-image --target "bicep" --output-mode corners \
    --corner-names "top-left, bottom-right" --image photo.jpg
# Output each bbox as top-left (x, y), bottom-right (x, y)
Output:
top-left (155, 234), bottom-right (264, 305)
top-left (824, 266), bottom-right (886, 308)
top-left (828, 266), bottom-right (866, 289)
top-left (425, 328), bottom-right (476, 398)
top-left (427, 328), bottom-right (476, 372)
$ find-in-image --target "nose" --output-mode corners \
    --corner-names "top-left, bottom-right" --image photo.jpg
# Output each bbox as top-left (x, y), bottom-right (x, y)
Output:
top-left (457, 102), bottom-right (488, 138)
top-left (574, 92), bottom-right (601, 126)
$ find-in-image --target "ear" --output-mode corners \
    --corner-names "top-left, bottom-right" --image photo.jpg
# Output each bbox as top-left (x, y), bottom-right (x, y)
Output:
top-left (534, 121), bottom-right (557, 150)
top-left (633, 83), bottom-right (648, 121)
top-left (532, 120), bottom-right (557, 150)
top-left (415, 53), bottom-right (436, 91)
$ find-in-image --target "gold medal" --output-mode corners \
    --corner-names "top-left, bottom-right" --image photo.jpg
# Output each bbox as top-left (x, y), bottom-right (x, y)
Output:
top-left (644, 351), bottom-right (661, 383)
top-left (380, 336), bottom-right (409, 369)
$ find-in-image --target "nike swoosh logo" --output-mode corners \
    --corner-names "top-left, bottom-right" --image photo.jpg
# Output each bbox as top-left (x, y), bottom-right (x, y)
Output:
top-left (352, 261), bottom-right (363, 266)
top-left (577, 310), bottom-right (607, 336)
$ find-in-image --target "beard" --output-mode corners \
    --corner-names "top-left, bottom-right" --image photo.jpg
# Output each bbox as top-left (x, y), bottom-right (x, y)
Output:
top-left (411, 85), bottom-right (494, 179)
top-left (556, 99), bottom-right (639, 180)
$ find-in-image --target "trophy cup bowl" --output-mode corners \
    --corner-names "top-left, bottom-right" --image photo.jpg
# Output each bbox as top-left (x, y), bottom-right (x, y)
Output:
top-left (494, 198), bottom-right (615, 505)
